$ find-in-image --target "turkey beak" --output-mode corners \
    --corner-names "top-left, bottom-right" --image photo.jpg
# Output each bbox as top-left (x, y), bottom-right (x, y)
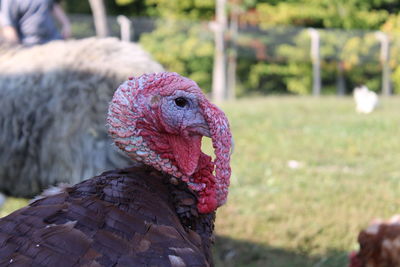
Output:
top-left (188, 124), bottom-right (211, 138)
top-left (186, 113), bottom-right (211, 137)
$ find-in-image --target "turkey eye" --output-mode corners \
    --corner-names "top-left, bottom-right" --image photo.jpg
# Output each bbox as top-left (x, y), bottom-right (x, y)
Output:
top-left (174, 97), bottom-right (188, 108)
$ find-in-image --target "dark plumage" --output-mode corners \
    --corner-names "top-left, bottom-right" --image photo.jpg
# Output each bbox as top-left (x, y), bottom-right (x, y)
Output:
top-left (349, 215), bottom-right (400, 267)
top-left (0, 165), bottom-right (214, 266)
top-left (0, 72), bottom-right (232, 266)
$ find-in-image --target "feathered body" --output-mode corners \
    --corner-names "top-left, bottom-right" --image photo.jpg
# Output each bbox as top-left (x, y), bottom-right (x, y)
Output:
top-left (0, 72), bottom-right (232, 266)
top-left (350, 215), bottom-right (400, 267)
top-left (0, 166), bottom-right (214, 266)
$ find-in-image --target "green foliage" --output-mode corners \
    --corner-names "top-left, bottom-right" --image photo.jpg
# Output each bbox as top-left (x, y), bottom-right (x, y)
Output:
top-left (137, 0), bottom-right (215, 92)
top-left (145, 0), bottom-right (215, 20)
top-left (252, 1), bottom-right (390, 30)
top-left (244, 62), bottom-right (311, 95)
top-left (115, 0), bottom-right (135, 6)
top-left (64, 0), bottom-right (150, 16)
top-left (254, 3), bottom-right (326, 29)
top-left (63, 0), bottom-right (92, 14)
top-left (140, 20), bottom-right (214, 91)
top-left (62, 0), bottom-right (400, 95)
top-left (137, 0), bottom-right (399, 96)
top-left (382, 14), bottom-right (400, 94)
top-left (226, 0), bottom-right (396, 95)
top-left (232, 28), bottom-right (312, 95)
top-left (392, 67), bottom-right (400, 94)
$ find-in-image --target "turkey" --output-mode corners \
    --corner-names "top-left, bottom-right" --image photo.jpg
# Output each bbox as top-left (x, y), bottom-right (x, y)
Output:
top-left (0, 72), bottom-right (232, 266)
top-left (349, 215), bottom-right (400, 267)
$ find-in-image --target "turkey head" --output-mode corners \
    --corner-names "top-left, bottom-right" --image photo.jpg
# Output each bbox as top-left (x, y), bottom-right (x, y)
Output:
top-left (107, 72), bottom-right (232, 213)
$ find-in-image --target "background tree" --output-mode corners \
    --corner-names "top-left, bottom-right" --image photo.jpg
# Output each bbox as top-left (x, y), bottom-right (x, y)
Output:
top-left (61, 0), bottom-right (400, 95)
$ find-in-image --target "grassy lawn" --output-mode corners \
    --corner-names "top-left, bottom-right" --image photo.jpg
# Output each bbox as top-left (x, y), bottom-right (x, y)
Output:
top-left (1, 96), bottom-right (400, 266)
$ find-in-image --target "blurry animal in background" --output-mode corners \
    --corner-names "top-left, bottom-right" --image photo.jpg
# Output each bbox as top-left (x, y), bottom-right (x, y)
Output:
top-left (0, 37), bottom-right (163, 197)
top-left (349, 215), bottom-right (400, 267)
top-left (0, 72), bottom-right (232, 266)
top-left (353, 85), bottom-right (379, 114)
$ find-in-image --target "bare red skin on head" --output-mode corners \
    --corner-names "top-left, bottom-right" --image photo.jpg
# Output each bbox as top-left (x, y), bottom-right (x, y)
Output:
top-left (108, 72), bottom-right (231, 213)
top-left (192, 153), bottom-right (217, 213)
top-left (137, 118), bottom-right (219, 213)
top-left (199, 100), bottom-right (232, 207)
top-left (166, 134), bottom-right (201, 176)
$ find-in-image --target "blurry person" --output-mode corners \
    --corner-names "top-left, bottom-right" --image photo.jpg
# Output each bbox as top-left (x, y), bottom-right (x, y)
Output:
top-left (0, 0), bottom-right (71, 46)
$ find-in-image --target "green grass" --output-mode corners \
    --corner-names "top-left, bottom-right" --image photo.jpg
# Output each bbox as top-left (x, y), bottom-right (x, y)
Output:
top-left (213, 96), bottom-right (400, 266)
top-left (1, 96), bottom-right (400, 266)
top-left (0, 197), bottom-right (28, 217)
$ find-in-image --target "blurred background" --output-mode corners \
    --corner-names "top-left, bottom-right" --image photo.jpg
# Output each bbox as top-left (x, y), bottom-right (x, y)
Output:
top-left (1, 0), bottom-right (400, 266)
top-left (46, 0), bottom-right (400, 97)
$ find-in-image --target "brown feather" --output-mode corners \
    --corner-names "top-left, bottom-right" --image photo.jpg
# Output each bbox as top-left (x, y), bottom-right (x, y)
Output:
top-left (0, 165), bottom-right (214, 266)
top-left (351, 216), bottom-right (400, 267)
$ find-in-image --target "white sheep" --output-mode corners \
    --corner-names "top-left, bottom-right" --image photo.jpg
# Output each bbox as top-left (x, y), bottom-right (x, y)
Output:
top-left (0, 37), bottom-right (163, 197)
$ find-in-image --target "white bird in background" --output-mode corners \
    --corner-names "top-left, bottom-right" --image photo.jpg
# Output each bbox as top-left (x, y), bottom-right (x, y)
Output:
top-left (353, 85), bottom-right (379, 114)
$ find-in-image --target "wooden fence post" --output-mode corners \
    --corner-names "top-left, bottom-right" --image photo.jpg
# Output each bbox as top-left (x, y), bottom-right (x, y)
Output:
top-left (308, 28), bottom-right (321, 96)
top-left (337, 61), bottom-right (346, 96)
top-left (375, 31), bottom-right (391, 96)
top-left (117, 15), bottom-right (132, 42)
top-left (88, 0), bottom-right (109, 37)
top-left (211, 0), bottom-right (227, 102)
top-left (227, 4), bottom-right (239, 100)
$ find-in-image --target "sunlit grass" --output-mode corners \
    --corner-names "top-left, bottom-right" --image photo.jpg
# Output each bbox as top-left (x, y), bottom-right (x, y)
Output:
top-left (1, 96), bottom-right (400, 266)
top-left (214, 96), bottom-right (400, 266)
top-left (0, 197), bottom-right (28, 217)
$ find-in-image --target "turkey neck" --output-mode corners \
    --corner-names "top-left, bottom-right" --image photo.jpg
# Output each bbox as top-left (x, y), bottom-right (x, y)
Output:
top-left (127, 164), bottom-right (216, 254)
top-left (166, 175), bottom-right (216, 263)
top-left (143, 164), bottom-right (216, 264)
top-left (168, 180), bottom-right (216, 237)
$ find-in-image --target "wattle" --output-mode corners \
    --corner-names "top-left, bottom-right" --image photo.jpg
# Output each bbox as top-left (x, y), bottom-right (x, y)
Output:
top-left (167, 134), bottom-right (202, 176)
